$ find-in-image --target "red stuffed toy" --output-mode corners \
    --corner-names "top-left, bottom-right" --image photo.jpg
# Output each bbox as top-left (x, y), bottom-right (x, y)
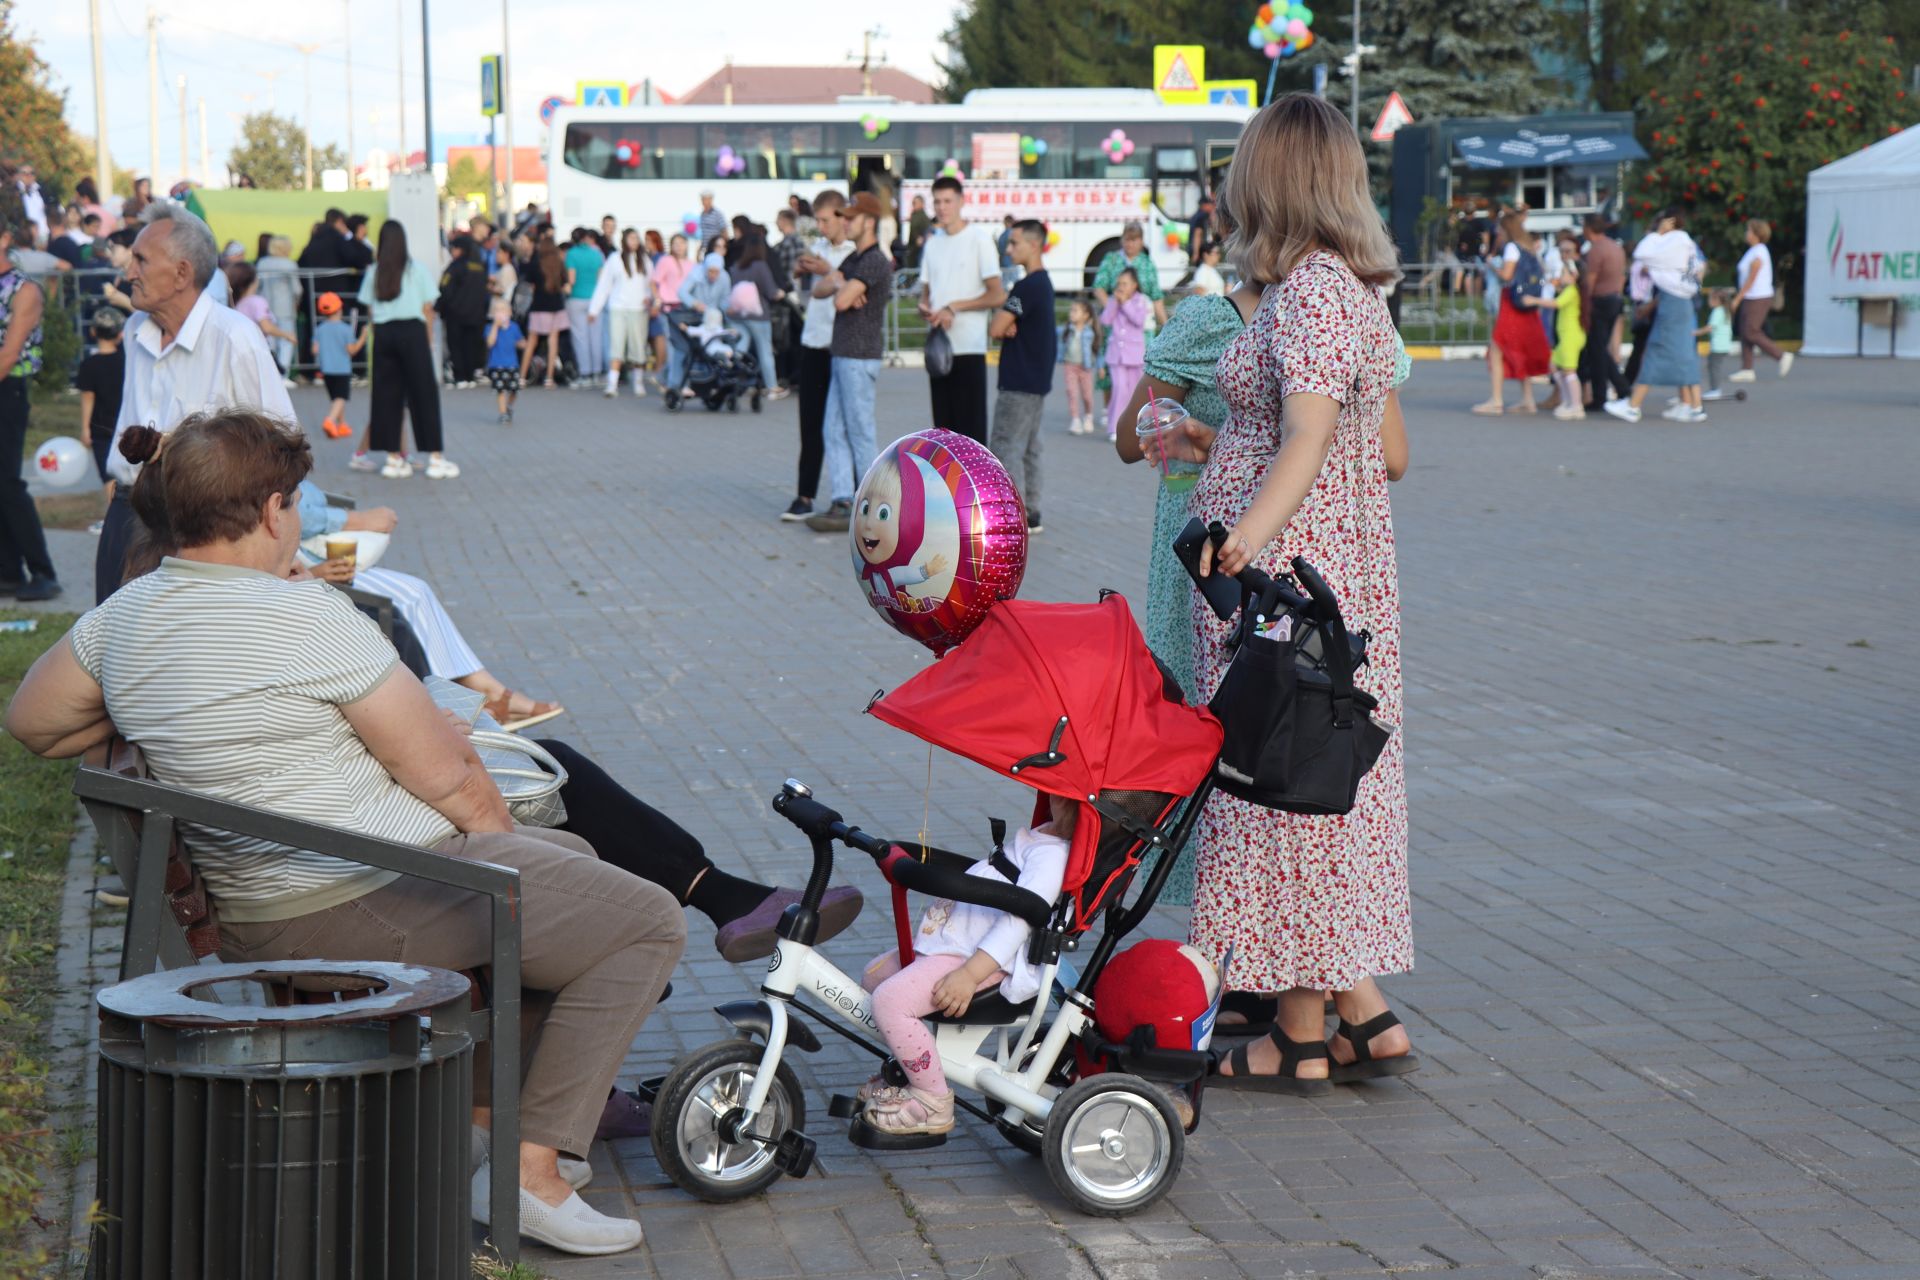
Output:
top-left (1093, 939), bottom-right (1221, 1051)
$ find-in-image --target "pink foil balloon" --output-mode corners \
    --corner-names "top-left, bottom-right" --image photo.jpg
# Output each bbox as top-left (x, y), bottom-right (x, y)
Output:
top-left (848, 429), bottom-right (1028, 655)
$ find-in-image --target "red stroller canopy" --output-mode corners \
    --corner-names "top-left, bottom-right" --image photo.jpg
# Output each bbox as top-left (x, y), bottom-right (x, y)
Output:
top-left (869, 594), bottom-right (1223, 900)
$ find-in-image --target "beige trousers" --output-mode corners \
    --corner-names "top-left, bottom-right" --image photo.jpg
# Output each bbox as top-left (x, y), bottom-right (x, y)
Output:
top-left (219, 825), bottom-right (686, 1157)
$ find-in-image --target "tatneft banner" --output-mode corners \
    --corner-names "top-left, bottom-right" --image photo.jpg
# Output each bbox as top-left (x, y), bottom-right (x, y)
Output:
top-left (897, 181), bottom-right (1155, 224)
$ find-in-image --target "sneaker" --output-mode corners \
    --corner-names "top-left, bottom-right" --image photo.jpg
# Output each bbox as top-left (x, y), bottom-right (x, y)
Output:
top-left (780, 497), bottom-right (815, 523)
top-left (497, 412), bottom-right (509, 423)
top-left (804, 499), bottom-right (852, 533)
top-left (424, 457), bottom-right (461, 480)
top-left (1602, 399), bottom-right (1642, 423)
top-left (349, 451), bottom-right (379, 473)
top-left (1026, 511), bottom-right (1044, 535)
top-left (603, 384), bottom-right (617, 398)
top-left (505, 409), bottom-right (514, 423)
top-left (1778, 351), bottom-right (1794, 379)
top-left (12, 575), bottom-right (61, 602)
top-left (379, 457), bottom-right (414, 479)
top-left (1682, 406), bottom-right (1709, 422)
top-left (1701, 388), bottom-right (1726, 401)
top-left (1727, 368), bottom-right (1757, 383)
top-left (1552, 404), bottom-right (1586, 420)
top-left (765, 386), bottom-right (791, 401)
top-left (1660, 403), bottom-right (1691, 421)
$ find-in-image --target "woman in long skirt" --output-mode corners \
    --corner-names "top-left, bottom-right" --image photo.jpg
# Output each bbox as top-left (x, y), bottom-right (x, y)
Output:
top-left (1188, 94), bottom-right (1419, 1094)
top-left (1603, 207), bottom-right (1708, 423)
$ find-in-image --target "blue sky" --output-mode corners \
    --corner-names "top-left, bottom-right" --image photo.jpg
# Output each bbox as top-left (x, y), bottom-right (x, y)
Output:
top-left (15, 2), bottom-right (961, 181)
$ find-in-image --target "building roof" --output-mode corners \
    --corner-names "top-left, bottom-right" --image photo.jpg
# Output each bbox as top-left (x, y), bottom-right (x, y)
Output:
top-left (676, 65), bottom-right (938, 106)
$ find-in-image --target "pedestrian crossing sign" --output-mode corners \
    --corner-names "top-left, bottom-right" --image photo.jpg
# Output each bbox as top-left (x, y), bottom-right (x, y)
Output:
top-left (576, 81), bottom-right (627, 108)
top-left (1204, 80), bottom-right (1258, 107)
top-left (1153, 45), bottom-right (1207, 105)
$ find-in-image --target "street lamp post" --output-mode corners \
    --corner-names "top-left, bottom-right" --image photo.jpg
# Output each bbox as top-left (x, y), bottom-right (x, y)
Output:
top-left (298, 45), bottom-right (319, 190)
top-left (88, 0), bottom-right (110, 199)
top-left (499, 0), bottom-right (514, 215)
top-left (344, 0), bottom-right (356, 185)
top-left (420, 0), bottom-right (434, 181)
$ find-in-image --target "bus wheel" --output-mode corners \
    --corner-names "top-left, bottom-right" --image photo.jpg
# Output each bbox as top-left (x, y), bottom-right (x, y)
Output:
top-left (1083, 239), bottom-right (1122, 291)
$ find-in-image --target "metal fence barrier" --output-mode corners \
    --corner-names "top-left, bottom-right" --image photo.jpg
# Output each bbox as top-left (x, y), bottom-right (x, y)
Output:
top-left (93, 960), bottom-right (475, 1280)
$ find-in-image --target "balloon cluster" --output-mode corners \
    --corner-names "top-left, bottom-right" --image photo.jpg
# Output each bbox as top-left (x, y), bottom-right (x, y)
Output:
top-left (679, 211), bottom-right (699, 237)
top-left (937, 157), bottom-right (965, 179)
top-left (1045, 228), bottom-right (1061, 251)
top-left (1102, 129), bottom-right (1135, 164)
top-left (860, 113), bottom-right (891, 140)
top-left (1019, 134), bottom-right (1050, 165)
top-left (1164, 224), bottom-right (1188, 250)
top-left (612, 137), bottom-right (644, 169)
top-left (713, 145), bottom-right (746, 177)
top-left (1248, 1), bottom-right (1316, 58)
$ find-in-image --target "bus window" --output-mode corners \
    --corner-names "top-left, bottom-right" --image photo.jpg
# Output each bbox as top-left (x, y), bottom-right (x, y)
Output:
top-left (1205, 139), bottom-right (1238, 190)
top-left (702, 126), bottom-right (752, 182)
top-left (789, 124), bottom-right (849, 183)
top-left (896, 122), bottom-right (955, 179)
top-left (563, 123), bottom-right (621, 179)
top-left (651, 124), bottom-right (700, 180)
top-left (1026, 123), bottom-right (1071, 180)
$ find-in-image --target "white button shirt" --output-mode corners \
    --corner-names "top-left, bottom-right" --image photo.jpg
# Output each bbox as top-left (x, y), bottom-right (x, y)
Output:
top-left (109, 287), bottom-right (295, 485)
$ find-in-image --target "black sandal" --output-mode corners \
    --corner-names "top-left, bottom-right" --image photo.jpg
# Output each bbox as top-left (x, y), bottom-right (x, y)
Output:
top-left (1327, 1010), bottom-right (1421, 1084)
top-left (1209, 1027), bottom-right (1333, 1096)
top-left (1213, 991), bottom-right (1279, 1038)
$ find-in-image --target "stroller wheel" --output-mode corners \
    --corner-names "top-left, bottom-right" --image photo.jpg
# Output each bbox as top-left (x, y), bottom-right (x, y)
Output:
top-left (1042, 1073), bottom-right (1184, 1217)
top-left (664, 388), bottom-right (683, 413)
top-left (652, 1038), bottom-right (807, 1203)
top-left (726, 394), bottom-right (741, 413)
top-left (751, 390), bottom-right (764, 414)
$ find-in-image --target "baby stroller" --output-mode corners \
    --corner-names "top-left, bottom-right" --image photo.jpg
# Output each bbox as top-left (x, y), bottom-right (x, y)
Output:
top-left (649, 592), bottom-right (1232, 1216)
top-left (662, 305), bottom-right (763, 414)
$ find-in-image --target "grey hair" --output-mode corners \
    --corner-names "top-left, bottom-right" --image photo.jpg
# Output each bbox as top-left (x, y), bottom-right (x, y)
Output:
top-left (140, 201), bottom-right (219, 289)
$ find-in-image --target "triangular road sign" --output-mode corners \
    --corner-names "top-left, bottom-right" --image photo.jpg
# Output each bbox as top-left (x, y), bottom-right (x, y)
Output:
top-left (1371, 91), bottom-right (1414, 141)
top-left (1159, 54), bottom-right (1200, 94)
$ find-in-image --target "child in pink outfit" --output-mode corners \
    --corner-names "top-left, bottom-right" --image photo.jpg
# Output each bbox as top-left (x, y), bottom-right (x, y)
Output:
top-left (1100, 270), bottom-right (1149, 441)
top-left (858, 797), bottom-right (1074, 1136)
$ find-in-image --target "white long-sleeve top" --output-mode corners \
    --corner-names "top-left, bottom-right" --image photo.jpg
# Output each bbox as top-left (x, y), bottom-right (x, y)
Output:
top-left (1633, 229), bottom-right (1703, 300)
top-left (588, 251), bottom-right (653, 315)
top-left (913, 824), bottom-right (1069, 1004)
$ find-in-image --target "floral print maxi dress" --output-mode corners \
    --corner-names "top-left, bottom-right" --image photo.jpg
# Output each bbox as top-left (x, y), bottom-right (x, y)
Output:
top-left (1187, 250), bottom-right (1412, 995)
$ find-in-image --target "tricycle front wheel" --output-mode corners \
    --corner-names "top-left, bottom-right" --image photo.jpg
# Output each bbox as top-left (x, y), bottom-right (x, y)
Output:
top-left (651, 1038), bottom-right (806, 1203)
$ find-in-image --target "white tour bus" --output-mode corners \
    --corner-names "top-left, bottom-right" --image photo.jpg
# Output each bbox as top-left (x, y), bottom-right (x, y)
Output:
top-left (545, 88), bottom-right (1251, 289)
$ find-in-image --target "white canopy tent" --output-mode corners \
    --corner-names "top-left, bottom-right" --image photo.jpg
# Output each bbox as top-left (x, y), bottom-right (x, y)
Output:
top-left (1802, 125), bottom-right (1920, 358)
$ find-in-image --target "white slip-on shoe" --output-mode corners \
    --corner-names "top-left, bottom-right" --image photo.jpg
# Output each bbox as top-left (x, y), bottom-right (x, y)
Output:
top-left (471, 1163), bottom-right (639, 1255)
top-left (471, 1128), bottom-right (591, 1189)
top-left (1778, 351), bottom-right (1794, 379)
top-left (1727, 368), bottom-right (1757, 383)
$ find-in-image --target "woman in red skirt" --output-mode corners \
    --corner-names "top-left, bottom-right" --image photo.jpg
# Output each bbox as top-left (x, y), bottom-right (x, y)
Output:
top-left (1472, 210), bottom-right (1552, 415)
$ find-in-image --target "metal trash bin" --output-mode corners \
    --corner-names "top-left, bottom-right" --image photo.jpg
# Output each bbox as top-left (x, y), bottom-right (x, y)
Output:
top-left (92, 960), bottom-right (476, 1280)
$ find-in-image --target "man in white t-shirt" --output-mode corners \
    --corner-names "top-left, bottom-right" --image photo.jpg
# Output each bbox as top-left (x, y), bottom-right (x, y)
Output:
top-left (782, 189), bottom-right (853, 522)
top-left (915, 177), bottom-right (1005, 444)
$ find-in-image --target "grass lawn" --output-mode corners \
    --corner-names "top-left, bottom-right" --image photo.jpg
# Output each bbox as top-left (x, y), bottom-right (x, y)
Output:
top-left (0, 609), bottom-right (81, 1275)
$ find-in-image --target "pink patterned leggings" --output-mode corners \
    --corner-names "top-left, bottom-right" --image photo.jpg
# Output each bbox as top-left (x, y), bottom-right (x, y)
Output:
top-left (862, 951), bottom-right (1006, 1095)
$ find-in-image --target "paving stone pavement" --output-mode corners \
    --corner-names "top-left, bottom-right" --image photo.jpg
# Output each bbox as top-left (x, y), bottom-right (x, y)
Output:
top-left (67, 354), bottom-right (1920, 1279)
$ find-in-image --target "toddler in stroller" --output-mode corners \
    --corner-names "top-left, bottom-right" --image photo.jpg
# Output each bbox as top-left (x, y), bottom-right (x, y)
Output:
top-left (666, 305), bottom-right (762, 413)
top-left (857, 797), bottom-right (1074, 1136)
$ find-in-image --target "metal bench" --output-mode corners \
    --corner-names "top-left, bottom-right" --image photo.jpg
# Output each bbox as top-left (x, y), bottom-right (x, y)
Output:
top-left (75, 743), bottom-right (526, 1260)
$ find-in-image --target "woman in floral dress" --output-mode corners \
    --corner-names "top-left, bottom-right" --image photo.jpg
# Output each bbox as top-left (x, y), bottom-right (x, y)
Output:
top-left (1188, 94), bottom-right (1418, 1094)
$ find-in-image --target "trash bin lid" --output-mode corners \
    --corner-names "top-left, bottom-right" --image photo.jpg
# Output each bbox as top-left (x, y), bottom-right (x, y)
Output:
top-left (98, 960), bottom-right (471, 1028)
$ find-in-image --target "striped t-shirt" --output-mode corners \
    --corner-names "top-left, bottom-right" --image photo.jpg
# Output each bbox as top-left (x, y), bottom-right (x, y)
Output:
top-left (69, 557), bottom-right (458, 922)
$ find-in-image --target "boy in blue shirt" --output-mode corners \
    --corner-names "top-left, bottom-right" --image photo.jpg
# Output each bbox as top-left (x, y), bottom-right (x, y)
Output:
top-left (314, 292), bottom-right (365, 439)
top-left (487, 300), bottom-right (526, 423)
top-left (987, 220), bottom-right (1056, 534)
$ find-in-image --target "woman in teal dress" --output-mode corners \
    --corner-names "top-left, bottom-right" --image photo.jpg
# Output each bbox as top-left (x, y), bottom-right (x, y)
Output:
top-left (1116, 288), bottom-right (1412, 911)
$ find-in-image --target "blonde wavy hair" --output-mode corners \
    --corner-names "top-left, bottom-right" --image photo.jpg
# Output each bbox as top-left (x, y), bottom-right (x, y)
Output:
top-left (1223, 93), bottom-right (1400, 289)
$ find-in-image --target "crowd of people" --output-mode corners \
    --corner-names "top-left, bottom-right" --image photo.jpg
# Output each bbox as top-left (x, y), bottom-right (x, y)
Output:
top-left (1453, 201), bottom-right (1793, 422)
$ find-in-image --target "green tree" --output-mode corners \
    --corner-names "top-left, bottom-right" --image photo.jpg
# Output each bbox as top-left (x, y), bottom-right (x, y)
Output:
top-left (442, 154), bottom-right (490, 202)
top-left (226, 111), bottom-right (346, 190)
top-left (1633, 17), bottom-right (1912, 270)
top-left (0, 0), bottom-right (90, 196)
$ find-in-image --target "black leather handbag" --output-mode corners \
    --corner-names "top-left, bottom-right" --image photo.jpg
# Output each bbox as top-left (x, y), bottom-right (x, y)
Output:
top-left (1180, 520), bottom-right (1393, 815)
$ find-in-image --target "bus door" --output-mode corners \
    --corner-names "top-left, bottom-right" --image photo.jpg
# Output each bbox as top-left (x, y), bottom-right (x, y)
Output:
top-left (850, 150), bottom-right (904, 230)
top-left (1150, 145), bottom-right (1204, 223)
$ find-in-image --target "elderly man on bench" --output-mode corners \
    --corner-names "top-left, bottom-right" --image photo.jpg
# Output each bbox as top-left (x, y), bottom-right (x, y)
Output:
top-left (5, 410), bottom-right (679, 1258)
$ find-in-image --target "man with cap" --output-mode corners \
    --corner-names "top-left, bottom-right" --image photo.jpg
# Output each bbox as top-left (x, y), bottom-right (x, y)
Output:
top-left (697, 191), bottom-right (727, 249)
